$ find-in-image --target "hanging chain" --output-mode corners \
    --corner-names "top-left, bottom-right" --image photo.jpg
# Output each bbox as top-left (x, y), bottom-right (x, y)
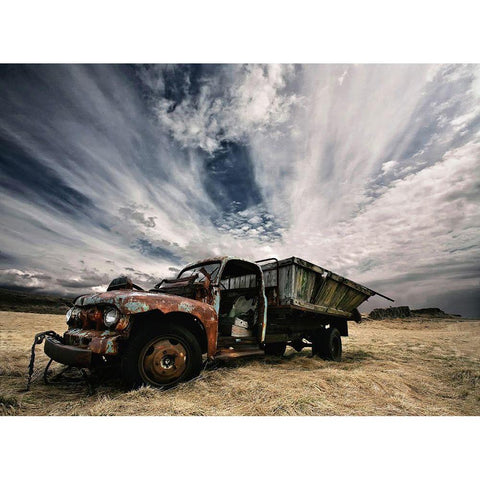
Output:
top-left (26, 330), bottom-right (63, 391)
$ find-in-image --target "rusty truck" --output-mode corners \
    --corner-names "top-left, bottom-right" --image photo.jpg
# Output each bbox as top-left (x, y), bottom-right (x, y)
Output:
top-left (39, 256), bottom-right (393, 388)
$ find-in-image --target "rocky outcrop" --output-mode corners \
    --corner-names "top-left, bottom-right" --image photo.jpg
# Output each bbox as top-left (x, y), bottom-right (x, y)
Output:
top-left (369, 306), bottom-right (411, 319)
top-left (369, 306), bottom-right (461, 319)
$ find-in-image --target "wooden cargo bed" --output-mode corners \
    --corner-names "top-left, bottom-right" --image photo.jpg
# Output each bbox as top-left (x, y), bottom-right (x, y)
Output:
top-left (260, 257), bottom-right (378, 320)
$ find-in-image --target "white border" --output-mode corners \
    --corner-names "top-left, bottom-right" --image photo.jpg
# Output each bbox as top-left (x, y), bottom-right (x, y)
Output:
top-left (1, 1), bottom-right (478, 478)
top-left (1, 0), bottom-right (479, 62)
top-left (1, 416), bottom-right (478, 479)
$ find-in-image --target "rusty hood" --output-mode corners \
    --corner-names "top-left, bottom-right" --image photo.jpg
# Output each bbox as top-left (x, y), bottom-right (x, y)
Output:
top-left (74, 290), bottom-right (217, 321)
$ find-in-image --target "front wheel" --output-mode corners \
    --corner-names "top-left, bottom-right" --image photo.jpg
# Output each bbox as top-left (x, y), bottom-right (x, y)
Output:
top-left (121, 323), bottom-right (202, 389)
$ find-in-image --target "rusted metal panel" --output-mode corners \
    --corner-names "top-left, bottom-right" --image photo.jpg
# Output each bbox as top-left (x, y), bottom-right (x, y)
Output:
top-left (75, 290), bottom-right (219, 357)
top-left (64, 328), bottom-right (123, 355)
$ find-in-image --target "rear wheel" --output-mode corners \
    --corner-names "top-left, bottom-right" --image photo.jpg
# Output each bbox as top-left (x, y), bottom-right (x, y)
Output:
top-left (313, 327), bottom-right (342, 361)
top-left (121, 323), bottom-right (202, 388)
top-left (320, 327), bottom-right (342, 361)
top-left (264, 342), bottom-right (287, 356)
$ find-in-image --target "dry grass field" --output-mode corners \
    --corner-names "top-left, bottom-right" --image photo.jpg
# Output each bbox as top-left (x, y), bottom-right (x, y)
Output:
top-left (0, 311), bottom-right (479, 416)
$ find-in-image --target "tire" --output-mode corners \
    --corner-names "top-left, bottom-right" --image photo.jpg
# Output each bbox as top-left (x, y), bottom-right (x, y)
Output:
top-left (319, 327), bottom-right (342, 362)
top-left (264, 342), bottom-right (287, 356)
top-left (121, 322), bottom-right (202, 389)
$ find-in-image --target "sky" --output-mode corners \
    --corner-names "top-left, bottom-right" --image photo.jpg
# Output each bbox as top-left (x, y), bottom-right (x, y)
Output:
top-left (0, 64), bottom-right (479, 317)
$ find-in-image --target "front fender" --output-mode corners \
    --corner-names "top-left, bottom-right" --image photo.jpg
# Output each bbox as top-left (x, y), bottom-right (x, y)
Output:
top-left (75, 291), bottom-right (218, 356)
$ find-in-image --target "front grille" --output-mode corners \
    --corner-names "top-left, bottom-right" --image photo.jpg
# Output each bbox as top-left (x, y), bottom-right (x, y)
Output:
top-left (64, 331), bottom-right (92, 347)
top-left (69, 307), bottom-right (105, 330)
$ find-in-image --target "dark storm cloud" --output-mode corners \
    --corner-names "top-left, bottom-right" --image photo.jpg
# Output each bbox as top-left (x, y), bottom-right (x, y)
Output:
top-left (57, 278), bottom-right (106, 289)
top-left (426, 286), bottom-right (480, 318)
top-left (0, 138), bottom-right (96, 219)
top-left (366, 261), bottom-right (480, 288)
top-left (0, 269), bottom-right (53, 291)
top-left (132, 238), bottom-right (182, 263)
top-left (119, 267), bottom-right (160, 286)
top-left (0, 250), bottom-right (15, 263)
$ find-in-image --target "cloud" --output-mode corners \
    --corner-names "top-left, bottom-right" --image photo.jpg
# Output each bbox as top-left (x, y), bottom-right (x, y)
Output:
top-left (142, 64), bottom-right (299, 154)
top-left (118, 204), bottom-right (156, 228)
top-left (0, 269), bottom-right (52, 290)
top-left (0, 64), bottom-right (479, 317)
top-left (213, 204), bottom-right (285, 243)
top-left (381, 160), bottom-right (397, 175)
top-left (320, 140), bottom-right (480, 312)
top-left (131, 238), bottom-right (182, 262)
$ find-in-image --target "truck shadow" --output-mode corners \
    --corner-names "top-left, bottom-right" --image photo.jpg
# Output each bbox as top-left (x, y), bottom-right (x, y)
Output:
top-left (24, 348), bottom-right (378, 396)
top-left (208, 348), bottom-right (377, 372)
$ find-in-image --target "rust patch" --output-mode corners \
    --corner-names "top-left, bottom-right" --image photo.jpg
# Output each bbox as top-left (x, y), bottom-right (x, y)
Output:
top-left (64, 329), bottom-right (122, 356)
top-left (115, 315), bottom-right (130, 332)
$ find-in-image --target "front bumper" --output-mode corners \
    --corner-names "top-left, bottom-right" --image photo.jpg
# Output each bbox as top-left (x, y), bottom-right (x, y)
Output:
top-left (44, 329), bottom-right (124, 368)
top-left (44, 337), bottom-right (92, 368)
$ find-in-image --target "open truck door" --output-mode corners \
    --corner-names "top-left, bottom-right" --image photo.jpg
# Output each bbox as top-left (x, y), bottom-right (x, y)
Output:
top-left (217, 259), bottom-right (268, 344)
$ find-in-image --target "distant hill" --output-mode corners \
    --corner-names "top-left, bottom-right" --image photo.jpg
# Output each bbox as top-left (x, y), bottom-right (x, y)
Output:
top-left (0, 288), bottom-right (73, 314)
top-left (369, 305), bottom-right (461, 320)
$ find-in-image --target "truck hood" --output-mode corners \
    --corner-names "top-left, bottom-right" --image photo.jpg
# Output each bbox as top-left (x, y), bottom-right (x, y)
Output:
top-left (74, 290), bottom-right (217, 320)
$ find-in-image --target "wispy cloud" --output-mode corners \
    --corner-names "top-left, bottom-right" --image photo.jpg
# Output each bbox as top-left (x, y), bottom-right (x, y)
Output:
top-left (0, 64), bottom-right (479, 316)
top-left (141, 64), bottom-right (299, 153)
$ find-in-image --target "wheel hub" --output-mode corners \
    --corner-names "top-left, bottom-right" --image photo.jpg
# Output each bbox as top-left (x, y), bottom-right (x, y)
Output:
top-left (141, 338), bottom-right (188, 384)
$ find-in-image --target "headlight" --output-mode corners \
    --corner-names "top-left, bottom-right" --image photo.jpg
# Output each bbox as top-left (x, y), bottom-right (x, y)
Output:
top-left (104, 308), bottom-right (120, 327)
top-left (66, 307), bottom-right (82, 325)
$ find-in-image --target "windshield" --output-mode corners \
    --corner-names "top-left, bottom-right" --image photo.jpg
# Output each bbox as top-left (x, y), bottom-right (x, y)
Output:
top-left (178, 261), bottom-right (221, 283)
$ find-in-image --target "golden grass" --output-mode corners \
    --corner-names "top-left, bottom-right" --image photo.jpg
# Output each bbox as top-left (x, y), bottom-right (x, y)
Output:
top-left (0, 311), bottom-right (479, 416)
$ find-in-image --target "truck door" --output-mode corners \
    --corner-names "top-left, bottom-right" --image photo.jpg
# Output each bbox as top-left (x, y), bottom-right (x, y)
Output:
top-left (217, 259), bottom-right (267, 343)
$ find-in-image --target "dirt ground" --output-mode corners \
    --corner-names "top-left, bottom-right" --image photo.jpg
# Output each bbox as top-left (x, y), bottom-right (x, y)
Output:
top-left (0, 311), bottom-right (479, 416)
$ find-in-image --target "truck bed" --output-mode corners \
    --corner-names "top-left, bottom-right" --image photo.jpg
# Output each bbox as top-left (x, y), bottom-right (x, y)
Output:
top-left (260, 257), bottom-right (377, 319)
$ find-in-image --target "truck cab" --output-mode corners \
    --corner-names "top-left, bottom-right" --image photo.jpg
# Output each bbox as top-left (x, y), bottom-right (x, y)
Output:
top-left (45, 257), bottom-right (269, 388)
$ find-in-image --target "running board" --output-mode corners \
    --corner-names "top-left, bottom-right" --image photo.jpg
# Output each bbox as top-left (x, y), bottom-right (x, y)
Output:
top-left (217, 336), bottom-right (258, 348)
top-left (214, 347), bottom-right (265, 360)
